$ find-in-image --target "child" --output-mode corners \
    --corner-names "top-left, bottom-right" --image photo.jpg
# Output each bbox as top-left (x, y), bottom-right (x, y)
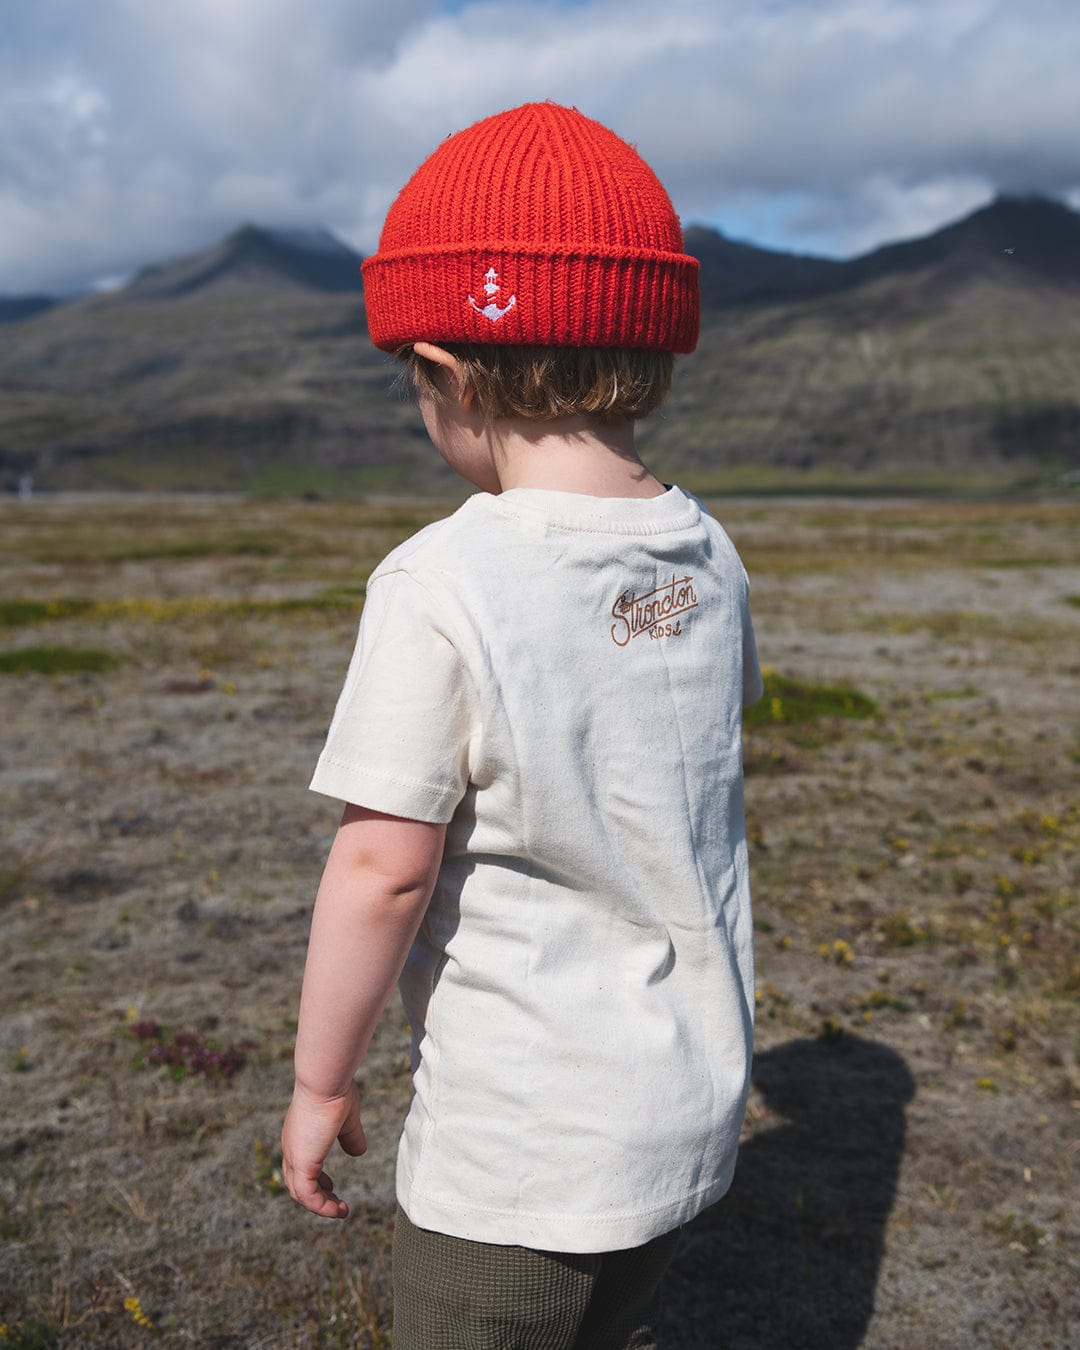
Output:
top-left (281, 102), bottom-right (763, 1349)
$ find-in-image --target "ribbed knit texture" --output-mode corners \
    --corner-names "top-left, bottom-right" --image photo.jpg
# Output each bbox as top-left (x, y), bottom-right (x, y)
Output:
top-left (362, 102), bottom-right (699, 353)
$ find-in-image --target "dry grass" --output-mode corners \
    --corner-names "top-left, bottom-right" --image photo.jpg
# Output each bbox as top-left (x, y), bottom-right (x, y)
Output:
top-left (0, 492), bottom-right (1077, 1348)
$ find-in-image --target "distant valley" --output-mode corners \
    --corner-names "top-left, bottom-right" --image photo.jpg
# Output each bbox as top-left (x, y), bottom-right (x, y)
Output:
top-left (2, 196), bottom-right (1078, 493)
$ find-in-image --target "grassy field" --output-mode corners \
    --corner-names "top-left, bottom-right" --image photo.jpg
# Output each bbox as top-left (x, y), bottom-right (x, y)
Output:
top-left (1, 493), bottom-right (1077, 1348)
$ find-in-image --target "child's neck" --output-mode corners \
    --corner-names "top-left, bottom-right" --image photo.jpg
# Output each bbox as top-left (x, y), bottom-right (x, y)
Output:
top-left (492, 416), bottom-right (665, 499)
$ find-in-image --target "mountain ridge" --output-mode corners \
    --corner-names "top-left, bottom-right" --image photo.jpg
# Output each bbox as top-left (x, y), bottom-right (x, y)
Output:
top-left (1, 194), bottom-right (1077, 491)
top-left (841, 193), bottom-right (1080, 288)
top-left (683, 193), bottom-right (1080, 305)
top-left (0, 295), bottom-right (59, 323)
top-left (123, 223), bottom-right (365, 299)
top-left (3, 192), bottom-right (1078, 318)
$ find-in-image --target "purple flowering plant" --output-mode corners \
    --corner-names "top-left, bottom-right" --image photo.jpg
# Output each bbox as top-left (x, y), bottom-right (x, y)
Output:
top-left (130, 1017), bottom-right (250, 1083)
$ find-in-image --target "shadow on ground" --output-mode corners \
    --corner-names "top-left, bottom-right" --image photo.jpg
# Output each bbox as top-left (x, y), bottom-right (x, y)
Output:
top-left (659, 1035), bottom-right (915, 1350)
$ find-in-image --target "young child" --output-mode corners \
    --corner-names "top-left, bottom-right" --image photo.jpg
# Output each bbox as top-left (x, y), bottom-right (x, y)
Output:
top-left (281, 102), bottom-right (763, 1349)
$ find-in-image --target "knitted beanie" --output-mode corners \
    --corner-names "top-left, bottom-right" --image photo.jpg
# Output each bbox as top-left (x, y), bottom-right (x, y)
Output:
top-left (361, 102), bottom-right (699, 353)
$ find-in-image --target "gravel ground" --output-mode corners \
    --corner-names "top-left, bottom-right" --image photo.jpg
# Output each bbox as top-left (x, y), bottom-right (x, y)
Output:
top-left (1, 493), bottom-right (1076, 1349)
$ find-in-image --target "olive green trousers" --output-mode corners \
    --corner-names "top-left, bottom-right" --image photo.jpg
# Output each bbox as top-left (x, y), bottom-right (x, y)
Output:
top-left (391, 1205), bottom-right (679, 1350)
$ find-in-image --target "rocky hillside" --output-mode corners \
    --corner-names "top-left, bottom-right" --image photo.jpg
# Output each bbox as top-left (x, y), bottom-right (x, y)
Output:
top-left (1, 199), bottom-right (1078, 492)
top-left (668, 197), bottom-right (1080, 480)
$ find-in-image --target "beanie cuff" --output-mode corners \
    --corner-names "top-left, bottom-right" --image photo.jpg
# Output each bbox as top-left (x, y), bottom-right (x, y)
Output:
top-left (362, 245), bottom-right (699, 353)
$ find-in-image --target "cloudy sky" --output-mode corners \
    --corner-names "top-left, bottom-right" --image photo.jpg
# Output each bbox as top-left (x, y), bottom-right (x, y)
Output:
top-left (2, 0), bottom-right (1079, 296)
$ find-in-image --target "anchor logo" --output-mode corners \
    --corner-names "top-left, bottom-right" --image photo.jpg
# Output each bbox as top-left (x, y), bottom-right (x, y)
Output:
top-left (468, 266), bottom-right (517, 322)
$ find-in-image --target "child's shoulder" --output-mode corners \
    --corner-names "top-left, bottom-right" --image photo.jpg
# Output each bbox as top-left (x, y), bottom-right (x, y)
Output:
top-left (368, 494), bottom-right (494, 584)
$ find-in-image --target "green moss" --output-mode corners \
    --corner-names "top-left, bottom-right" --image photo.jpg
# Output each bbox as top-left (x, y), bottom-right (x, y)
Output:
top-left (256, 592), bottom-right (361, 615)
top-left (879, 911), bottom-right (928, 948)
top-left (0, 646), bottom-right (119, 675)
top-left (245, 462), bottom-right (409, 497)
top-left (0, 1318), bottom-right (60, 1349)
top-left (968, 556), bottom-right (1067, 569)
top-left (984, 1211), bottom-right (1047, 1257)
top-left (0, 599), bottom-right (96, 627)
top-left (744, 671), bottom-right (877, 728)
top-left (683, 466), bottom-right (1034, 499)
top-left (94, 533), bottom-right (284, 562)
top-left (851, 609), bottom-right (1059, 643)
top-left (0, 592), bottom-right (361, 632)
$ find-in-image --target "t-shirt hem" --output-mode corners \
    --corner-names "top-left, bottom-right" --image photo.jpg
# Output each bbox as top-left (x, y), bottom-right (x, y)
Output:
top-left (396, 1164), bottom-right (735, 1253)
top-left (309, 754), bottom-right (460, 824)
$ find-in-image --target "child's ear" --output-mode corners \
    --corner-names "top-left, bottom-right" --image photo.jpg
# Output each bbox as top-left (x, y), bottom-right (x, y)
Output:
top-left (412, 342), bottom-right (473, 411)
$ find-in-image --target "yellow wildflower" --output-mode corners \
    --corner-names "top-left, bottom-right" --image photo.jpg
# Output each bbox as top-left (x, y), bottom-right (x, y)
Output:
top-left (124, 1296), bottom-right (154, 1330)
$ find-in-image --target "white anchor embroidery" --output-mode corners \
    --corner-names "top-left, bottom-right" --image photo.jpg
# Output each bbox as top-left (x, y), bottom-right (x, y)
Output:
top-left (468, 266), bottom-right (517, 322)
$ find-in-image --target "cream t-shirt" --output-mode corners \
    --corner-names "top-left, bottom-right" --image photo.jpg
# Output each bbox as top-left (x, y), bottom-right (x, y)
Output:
top-left (310, 485), bottom-right (763, 1252)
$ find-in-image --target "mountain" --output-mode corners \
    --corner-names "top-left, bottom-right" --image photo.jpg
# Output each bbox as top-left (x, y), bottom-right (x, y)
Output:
top-left (682, 226), bottom-right (842, 306)
top-left (841, 194), bottom-right (1080, 288)
top-left (685, 194), bottom-right (1080, 304)
top-left (123, 224), bottom-right (365, 299)
top-left (1, 198), bottom-right (1078, 492)
top-left (0, 295), bottom-right (59, 324)
top-left (670, 195), bottom-right (1080, 477)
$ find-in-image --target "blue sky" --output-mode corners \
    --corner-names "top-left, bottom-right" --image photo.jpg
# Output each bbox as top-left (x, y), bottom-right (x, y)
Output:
top-left (2, 0), bottom-right (1078, 294)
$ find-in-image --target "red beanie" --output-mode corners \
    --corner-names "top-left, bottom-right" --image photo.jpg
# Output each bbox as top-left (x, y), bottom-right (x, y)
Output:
top-left (361, 102), bottom-right (699, 354)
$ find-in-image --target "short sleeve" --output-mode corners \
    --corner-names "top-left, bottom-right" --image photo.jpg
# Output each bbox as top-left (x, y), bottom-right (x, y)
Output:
top-left (309, 570), bottom-right (477, 823)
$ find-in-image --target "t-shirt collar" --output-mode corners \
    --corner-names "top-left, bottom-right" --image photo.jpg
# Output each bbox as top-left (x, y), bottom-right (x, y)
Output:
top-left (489, 484), bottom-right (699, 535)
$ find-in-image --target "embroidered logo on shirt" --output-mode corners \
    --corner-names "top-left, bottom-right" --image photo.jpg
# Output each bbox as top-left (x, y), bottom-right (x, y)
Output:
top-left (467, 266), bottom-right (517, 322)
top-left (610, 574), bottom-right (698, 646)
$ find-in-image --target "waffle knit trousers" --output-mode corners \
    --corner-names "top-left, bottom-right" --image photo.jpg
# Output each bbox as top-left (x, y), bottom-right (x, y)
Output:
top-left (392, 1205), bottom-right (680, 1350)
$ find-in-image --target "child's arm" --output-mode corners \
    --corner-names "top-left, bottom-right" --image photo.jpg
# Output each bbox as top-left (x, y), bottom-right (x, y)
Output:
top-left (281, 802), bottom-right (446, 1219)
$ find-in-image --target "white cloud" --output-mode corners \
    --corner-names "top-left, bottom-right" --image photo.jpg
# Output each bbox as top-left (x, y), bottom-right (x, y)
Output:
top-left (775, 175), bottom-right (999, 258)
top-left (1, 0), bottom-right (1078, 292)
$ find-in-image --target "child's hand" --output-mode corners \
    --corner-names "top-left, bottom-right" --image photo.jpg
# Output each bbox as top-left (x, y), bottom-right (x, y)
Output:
top-left (281, 1079), bottom-right (367, 1219)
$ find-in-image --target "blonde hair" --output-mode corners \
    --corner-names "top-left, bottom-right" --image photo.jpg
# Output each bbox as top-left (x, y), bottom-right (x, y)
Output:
top-left (401, 344), bottom-right (674, 423)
